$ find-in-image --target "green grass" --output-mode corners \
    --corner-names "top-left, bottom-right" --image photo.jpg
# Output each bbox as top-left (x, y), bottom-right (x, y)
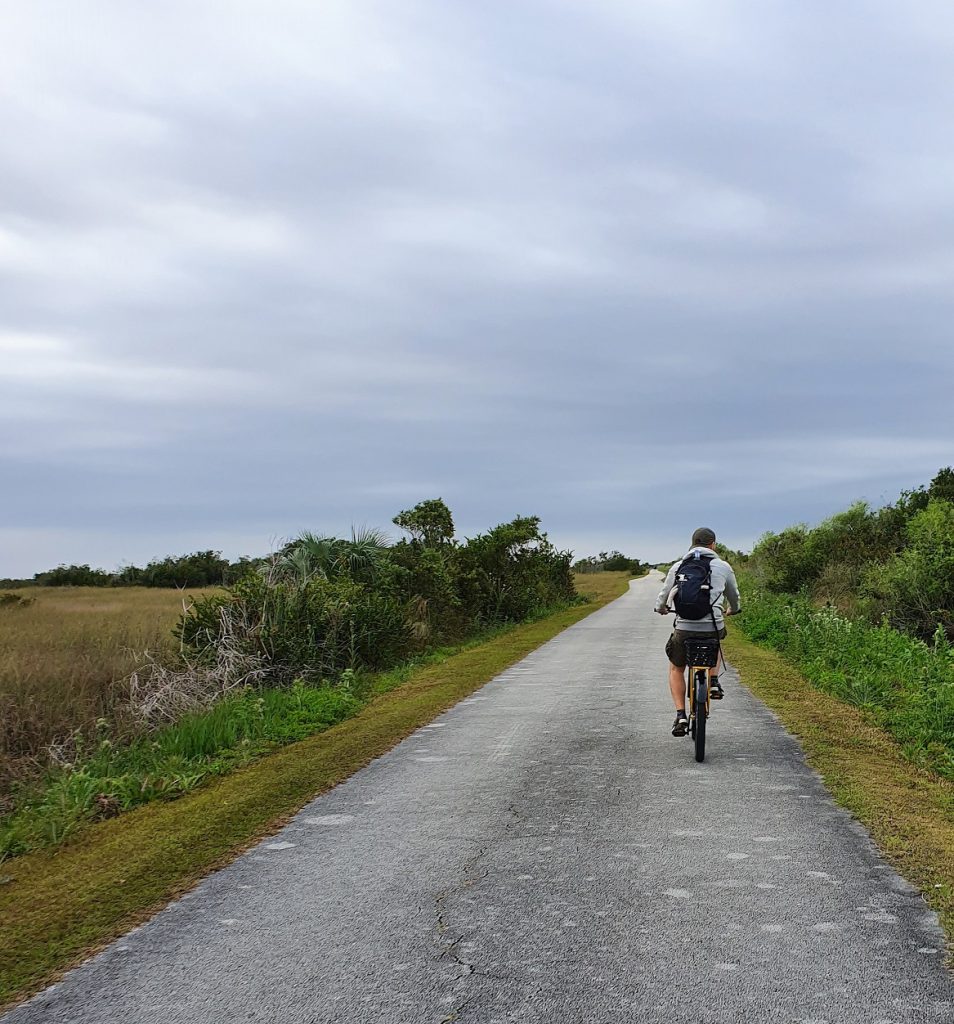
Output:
top-left (737, 585), bottom-right (954, 780)
top-left (0, 684), bottom-right (362, 860)
top-left (724, 625), bottom-right (954, 951)
top-left (0, 572), bottom-right (631, 1008)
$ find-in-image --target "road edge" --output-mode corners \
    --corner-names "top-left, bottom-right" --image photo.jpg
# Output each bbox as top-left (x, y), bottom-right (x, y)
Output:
top-left (723, 626), bottom-right (954, 957)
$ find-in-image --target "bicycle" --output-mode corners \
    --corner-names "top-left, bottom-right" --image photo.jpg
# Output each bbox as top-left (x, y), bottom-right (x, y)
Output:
top-left (683, 636), bottom-right (721, 763)
top-left (663, 608), bottom-right (724, 763)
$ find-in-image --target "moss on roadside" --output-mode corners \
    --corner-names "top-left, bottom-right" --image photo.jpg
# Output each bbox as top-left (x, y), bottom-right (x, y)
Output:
top-left (0, 573), bottom-right (631, 1007)
top-left (723, 627), bottom-right (954, 948)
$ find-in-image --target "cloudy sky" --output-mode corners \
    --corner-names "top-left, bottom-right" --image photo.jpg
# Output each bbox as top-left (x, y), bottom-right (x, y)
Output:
top-left (3, 1), bottom-right (954, 575)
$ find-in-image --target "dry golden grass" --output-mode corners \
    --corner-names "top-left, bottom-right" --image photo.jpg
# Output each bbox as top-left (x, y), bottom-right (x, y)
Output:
top-left (0, 588), bottom-right (217, 793)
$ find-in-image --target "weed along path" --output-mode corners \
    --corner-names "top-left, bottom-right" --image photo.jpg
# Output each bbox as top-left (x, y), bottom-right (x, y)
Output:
top-left (6, 575), bottom-right (953, 1023)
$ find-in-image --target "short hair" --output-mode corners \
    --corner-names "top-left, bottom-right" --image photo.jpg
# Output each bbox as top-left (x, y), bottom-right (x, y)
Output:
top-left (692, 527), bottom-right (716, 547)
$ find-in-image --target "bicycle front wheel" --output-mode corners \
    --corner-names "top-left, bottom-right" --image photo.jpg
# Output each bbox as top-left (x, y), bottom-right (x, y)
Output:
top-left (693, 670), bottom-right (707, 763)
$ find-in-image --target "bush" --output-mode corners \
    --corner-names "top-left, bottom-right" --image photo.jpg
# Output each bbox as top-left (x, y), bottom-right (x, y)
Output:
top-left (35, 565), bottom-right (113, 587)
top-left (573, 551), bottom-right (648, 575)
top-left (456, 516), bottom-right (576, 623)
top-left (738, 583), bottom-right (954, 780)
top-left (177, 502), bottom-right (578, 686)
top-left (860, 500), bottom-right (954, 640)
top-left (180, 570), bottom-right (411, 682)
top-left (749, 468), bottom-right (954, 643)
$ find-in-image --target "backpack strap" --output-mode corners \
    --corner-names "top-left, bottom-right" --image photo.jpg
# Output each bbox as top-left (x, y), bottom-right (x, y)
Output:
top-left (692, 550), bottom-right (720, 635)
top-left (702, 554), bottom-right (720, 636)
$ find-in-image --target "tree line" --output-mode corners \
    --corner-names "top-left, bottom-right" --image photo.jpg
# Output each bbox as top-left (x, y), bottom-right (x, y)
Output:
top-left (1, 551), bottom-right (259, 589)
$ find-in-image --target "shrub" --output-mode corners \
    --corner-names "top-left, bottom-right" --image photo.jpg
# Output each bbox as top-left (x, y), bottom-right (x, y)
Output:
top-left (573, 551), bottom-right (648, 575)
top-left (456, 516), bottom-right (576, 623)
top-left (738, 583), bottom-right (954, 780)
top-left (178, 504), bottom-right (578, 684)
top-left (179, 568), bottom-right (411, 682)
top-left (748, 469), bottom-right (954, 644)
top-left (860, 500), bottom-right (954, 640)
top-left (35, 565), bottom-right (113, 587)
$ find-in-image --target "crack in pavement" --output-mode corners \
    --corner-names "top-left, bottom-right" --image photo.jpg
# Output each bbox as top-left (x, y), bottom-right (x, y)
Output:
top-left (431, 803), bottom-right (528, 1019)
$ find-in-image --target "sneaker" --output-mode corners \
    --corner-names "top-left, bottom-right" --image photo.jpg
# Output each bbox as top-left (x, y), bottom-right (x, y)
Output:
top-left (672, 711), bottom-right (689, 737)
top-left (710, 677), bottom-right (725, 700)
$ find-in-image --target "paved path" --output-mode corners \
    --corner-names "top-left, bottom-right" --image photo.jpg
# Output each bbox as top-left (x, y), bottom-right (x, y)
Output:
top-left (8, 575), bottom-right (952, 1023)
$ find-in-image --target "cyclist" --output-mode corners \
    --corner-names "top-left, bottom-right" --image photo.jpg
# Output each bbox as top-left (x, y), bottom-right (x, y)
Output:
top-left (654, 527), bottom-right (741, 737)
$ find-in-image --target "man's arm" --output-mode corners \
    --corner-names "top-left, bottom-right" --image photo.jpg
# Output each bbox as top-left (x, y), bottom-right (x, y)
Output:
top-left (654, 564), bottom-right (677, 614)
top-left (723, 567), bottom-right (741, 615)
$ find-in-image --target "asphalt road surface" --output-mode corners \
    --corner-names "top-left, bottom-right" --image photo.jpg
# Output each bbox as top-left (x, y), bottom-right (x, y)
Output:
top-left (8, 575), bottom-right (952, 1023)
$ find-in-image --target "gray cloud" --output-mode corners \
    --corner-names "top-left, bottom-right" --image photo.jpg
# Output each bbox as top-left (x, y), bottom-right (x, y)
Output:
top-left (3, 1), bottom-right (954, 574)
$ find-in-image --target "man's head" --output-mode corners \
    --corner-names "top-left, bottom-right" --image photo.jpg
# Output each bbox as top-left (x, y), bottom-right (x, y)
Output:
top-left (691, 527), bottom-right (716, 549)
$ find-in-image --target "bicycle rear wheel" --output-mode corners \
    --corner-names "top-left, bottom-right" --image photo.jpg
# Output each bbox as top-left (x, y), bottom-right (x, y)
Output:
top-left (693, 670), bottom-right (707, 763)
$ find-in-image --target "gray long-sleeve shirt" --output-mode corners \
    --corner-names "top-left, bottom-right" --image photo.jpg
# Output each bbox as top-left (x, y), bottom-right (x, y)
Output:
top-left (654, 547), bottom-right (741, 632)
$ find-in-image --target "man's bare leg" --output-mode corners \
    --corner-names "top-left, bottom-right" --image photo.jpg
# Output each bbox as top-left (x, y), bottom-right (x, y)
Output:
top-left (709, 648), bottom-right (725, 697)
top-left (668, 662), bottom-right (687, 710)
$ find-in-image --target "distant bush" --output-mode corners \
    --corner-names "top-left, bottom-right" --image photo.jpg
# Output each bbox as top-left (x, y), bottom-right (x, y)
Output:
top-left (23, 551), bottom-right (261, 589)
top-left (135, 550), bottom-right (231, 588)
top-left (35, 564), bottom-right (114, 587)
top-left (573, 550), bottom-right (648, 575)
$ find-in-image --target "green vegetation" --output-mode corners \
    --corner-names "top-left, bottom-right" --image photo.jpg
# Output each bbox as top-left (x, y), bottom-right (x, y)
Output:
top-left (749, 466), bottom-right (954, 640)
top-left (1, 500), bottom-right (578, 859)
top-left (736, 588), bottom-right (954, 780)
top-left (0, 572), bottom-right (630, 1008)
top-left (734, 465), bottom-right (954, 940)
top-left (741, 467), bottom-right (954, 781)
top-left (178, 501), bottom-right (576, 687)
top-left (0, 683), bottom-right (360, 860)
top-left (723, 627), bottom-right (954, 946)
top-left (572, 550), bottom-right (650, 575)
top-left (2, 550), bottom-right (258, 589)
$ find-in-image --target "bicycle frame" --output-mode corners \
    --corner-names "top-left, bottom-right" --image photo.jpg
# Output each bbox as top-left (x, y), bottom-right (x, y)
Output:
top-left (687, 662), bottom-right (711, 719)
top-left (683, 637), bottom-right (720, 763)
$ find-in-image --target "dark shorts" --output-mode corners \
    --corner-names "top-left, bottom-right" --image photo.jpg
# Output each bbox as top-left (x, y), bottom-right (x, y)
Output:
top-left (665, 628), bottom-right (726, 669)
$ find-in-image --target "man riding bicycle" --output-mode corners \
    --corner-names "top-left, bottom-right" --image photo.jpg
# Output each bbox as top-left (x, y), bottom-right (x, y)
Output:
top-left (654, 527), bottom-right (741, 737)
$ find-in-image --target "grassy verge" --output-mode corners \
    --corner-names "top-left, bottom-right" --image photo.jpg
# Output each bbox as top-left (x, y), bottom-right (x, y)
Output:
top-left (0, 684), bottom-right (363, 860)
top-left (723, 627), bottom-right (954, 946)
top-left (735, 585), bottom-right (954, 780)
top-left (0, 572), bottom-right (631, 1007)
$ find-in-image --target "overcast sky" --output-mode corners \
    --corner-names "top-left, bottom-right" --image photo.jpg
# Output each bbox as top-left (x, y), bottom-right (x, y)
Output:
top-left (3, 1), bottom-right (954, 576)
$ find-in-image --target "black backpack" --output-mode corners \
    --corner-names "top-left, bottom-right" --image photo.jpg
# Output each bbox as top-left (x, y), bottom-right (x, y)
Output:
top-left (673, 552), bottom-right (718, 625)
